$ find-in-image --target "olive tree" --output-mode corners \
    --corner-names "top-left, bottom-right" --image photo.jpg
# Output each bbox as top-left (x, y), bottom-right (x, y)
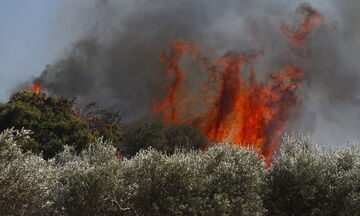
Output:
top-left (116, 144), bottom-right (267, 216)
top-left (0, 128), bottom-right (57, 215)
top-left (265, 134), bottom-right (360, 216)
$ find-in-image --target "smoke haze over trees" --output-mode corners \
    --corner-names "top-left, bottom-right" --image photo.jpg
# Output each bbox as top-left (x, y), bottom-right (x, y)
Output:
top-left (27, 0), bottom-right (360, 146)
top-left (1, 1), bottom-right (360, 214)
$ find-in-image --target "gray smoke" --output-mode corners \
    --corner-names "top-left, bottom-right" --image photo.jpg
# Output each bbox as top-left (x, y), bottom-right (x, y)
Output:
top-left (37, 0), bottom-right (360, 145)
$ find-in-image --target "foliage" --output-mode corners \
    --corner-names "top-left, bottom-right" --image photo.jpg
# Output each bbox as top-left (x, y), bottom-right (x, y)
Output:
top-left (0, 91), bottom-right (205, 159)
top-left (119, 121), bottom-right (207, 157)
top-left (0, 128), bottom-right (359, 215)
top-left (74, 102), bottom-right (123, 146)
top-left (0, 128), bottom-right (57, 215)
top-left (119, 121), bottom-right (166, 157)
top-left (163, 123), bottom-right (208, 154)
top-left (197, 145), bottom-right (267, 216)
top-left (50, 139), bottom-right (120, 216)
top-left (265, 134), bottom-right (360, 216)
top-left (116, 144), bottom-right (267, 216)
top-left (0, 91), bottom-right (122, 159)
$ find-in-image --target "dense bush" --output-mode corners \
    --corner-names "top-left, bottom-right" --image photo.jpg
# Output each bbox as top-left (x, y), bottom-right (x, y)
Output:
top-left (120, 121), bottom-right (207, 157)
top-left (0, 128), bottom-right (57, 215)
top-left (51, 139), bottom-right (120, 216)
top-left (265, 134), bottom-right (360, 216)
top-left (0, 128), bottom-right (265, 216)
top-left (53, 141), bottom-right (265, 215)
top-left (0, 128), bottom-right (359, 215)
top-left (0, 91), bottom-right (122, 159)
top-left (117, 145), bottom-right (266, 215)
top-left (0, 91), bottom-right (205, 160)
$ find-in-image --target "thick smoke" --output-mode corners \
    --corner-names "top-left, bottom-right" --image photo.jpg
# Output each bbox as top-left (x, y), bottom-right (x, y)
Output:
top-left (37, 0), bottom-right (360, 145)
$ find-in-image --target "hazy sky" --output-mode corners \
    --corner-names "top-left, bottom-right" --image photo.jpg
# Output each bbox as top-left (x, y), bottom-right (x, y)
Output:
top-left (0, 1), bottom-right (60, 101)
top-left (0, 0), bottom-right (342, 102)
top-left (0, 0), bottom-right (339, 102)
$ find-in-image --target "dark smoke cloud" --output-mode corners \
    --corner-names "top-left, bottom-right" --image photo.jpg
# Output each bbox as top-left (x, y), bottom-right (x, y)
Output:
top-left (37, 0), bottom-right (360, 145)
top-left (296, 0), bottom-right (360, 145)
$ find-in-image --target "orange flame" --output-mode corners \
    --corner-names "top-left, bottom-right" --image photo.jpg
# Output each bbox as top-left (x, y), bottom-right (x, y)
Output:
top-left (29, 80), bottom-right (41, 94)
top-left (153, 6), bottom-right (323, 165)
top-left (152, 40), bottom-right (201, 122)
top-left (153, 43), bottom-right (303, 164)
top-left (281, 4), bottom-right (323, 47)
top-left (205, 62), bottom-right (303, 164)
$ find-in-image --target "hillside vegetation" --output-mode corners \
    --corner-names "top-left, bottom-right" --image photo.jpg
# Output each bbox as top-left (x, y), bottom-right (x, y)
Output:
top-left (0, 92), bottom-right (359, 215)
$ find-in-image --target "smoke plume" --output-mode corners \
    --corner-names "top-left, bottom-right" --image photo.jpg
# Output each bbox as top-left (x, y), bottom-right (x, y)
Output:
top-left (36, 0), bottom-right (360, 145)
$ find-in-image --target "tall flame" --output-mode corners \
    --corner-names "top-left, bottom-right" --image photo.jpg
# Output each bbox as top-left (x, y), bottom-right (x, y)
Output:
top-left (29, 80), bottom-right (41, 94)
top-left (153, 5), bottom-right (322, 164)
top-left (152, 40), bottom-right (201, 122)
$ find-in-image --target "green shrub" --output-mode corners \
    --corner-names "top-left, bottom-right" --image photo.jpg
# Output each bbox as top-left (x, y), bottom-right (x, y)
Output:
top-left (0, 128), bottom-right (57, 215)
top-left (120, 121), bottom-right (207, 157)
top-left (163, 123), bottom-right (208, 154)
top-left (0, 91), bottom-right (122, 159)
top-left (265, 134), bottom-right (360, 216)
top-left (117, 144), bottom-right (267, 215)
top-left (51, 138), bottom-right (120, 216)
top-left (1, 127), bottom-right (359, 215)
top-left (51, 142), bottom-right (266, 216)
top-left (120, 121), bottom-right (167, 157)
top-left (198, 145), bottom-right (267, 216)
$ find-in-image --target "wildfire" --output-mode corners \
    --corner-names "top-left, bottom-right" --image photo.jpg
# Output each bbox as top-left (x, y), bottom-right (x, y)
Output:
top-left (153, 5), bottom-right (322, 164)
top-left (152, 40), bottom-right (201, 122)
top-left (29, 80), bottom-right (42, 94)
top-left (281, 3), bottom-right (323, 53)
